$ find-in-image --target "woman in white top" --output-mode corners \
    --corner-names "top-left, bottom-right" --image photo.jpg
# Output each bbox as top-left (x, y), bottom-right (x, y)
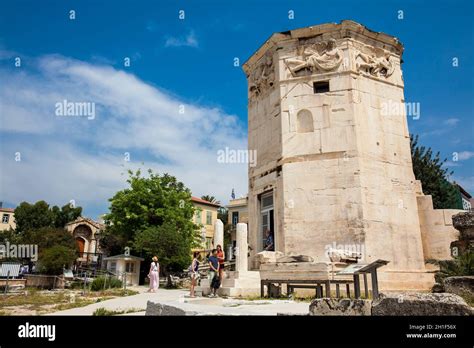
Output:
top-left (147, 256), bottom-right (160, 293)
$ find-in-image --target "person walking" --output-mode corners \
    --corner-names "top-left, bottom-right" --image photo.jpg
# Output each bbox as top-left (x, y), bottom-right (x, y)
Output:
top-left (208, 249), bottom-right (220, 297)
top-left (216, 244), bottom-right (225, 281)
top-left (189, 251), bottom-right (200, 297)
top-left (147, 256), bottom-right (160, 293)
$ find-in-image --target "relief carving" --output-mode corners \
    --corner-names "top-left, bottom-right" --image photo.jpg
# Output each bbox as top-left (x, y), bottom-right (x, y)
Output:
top-left (249, 53), bottom-right (275, 100)
top-left (355, 46), bottom-right (396, 78)
top-left (285, 38), bottom-right (342, 76)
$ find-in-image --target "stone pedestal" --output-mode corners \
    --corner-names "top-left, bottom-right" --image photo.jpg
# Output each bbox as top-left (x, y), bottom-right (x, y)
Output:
top-left (235, 223), bottom-right (248, 272)
top-left (213, 219), bottom-right (224, 249)
top-left (218, 223), bottom-right (261, 297)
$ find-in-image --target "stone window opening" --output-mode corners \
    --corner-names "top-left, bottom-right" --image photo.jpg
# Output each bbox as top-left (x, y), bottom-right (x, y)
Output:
top-left (313, 81), bottom-right (330, 94)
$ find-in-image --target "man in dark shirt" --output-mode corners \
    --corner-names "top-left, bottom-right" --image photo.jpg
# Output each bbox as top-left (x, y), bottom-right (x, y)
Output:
top-left (208, 249), bottom-right (220, 297)
top-left (264, 229), bottom-right (274, 251)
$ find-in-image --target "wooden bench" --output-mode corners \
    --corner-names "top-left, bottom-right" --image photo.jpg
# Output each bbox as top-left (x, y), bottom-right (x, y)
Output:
top-left (261, 279), bottom-right (354, 298)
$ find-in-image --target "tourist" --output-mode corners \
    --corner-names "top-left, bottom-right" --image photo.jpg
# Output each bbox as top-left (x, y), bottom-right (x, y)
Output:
top-left (189, 251), bottom-right (200, 297)
top-left (216, 244), bottom-right (225, 281)
top-left (147, 256), bottom-right (160, 293)
top-left (264, 229), bottom-right (274, 251)
top-left (208, 249), bottom-right (220, 297)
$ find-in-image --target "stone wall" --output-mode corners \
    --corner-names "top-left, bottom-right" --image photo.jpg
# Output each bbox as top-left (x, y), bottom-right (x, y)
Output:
top-left (417, 195), bottom-right (461, 263)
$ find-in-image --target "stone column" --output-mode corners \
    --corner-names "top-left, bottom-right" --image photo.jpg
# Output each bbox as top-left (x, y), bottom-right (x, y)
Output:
top-left (213, 219), bottom-right (224, 249)
top-left (236, 223), bottom-right (248, 273)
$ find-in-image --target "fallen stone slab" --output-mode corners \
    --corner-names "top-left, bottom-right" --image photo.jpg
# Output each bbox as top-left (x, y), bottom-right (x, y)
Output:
top-left (372, 292), bottom-right (473, 316)
top-left (309, 298), bottom-right (371, 316)
top-left (145, 301), bottom-right (197, 316)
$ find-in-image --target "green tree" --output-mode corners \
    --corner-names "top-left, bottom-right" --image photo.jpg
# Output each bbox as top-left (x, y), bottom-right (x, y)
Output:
top-left (201, 195), bottom-right (220, 205)
top-left (38, 245), bottom-right (77, 275)
top-left (14, 201), bottom-right (82, 235)
top-left (103, 169), bottom-right (199, 263)
top-left (11, 201), bottom-right (81, 268)
top-left (410, 134), bottom-right (461, 209)
top-left (217, 207), bottom-right (228, 224)
top-left (24, 227), bottom-right (76, 251)
top-left (14, 201), bottom-right (54, 235)
top-left (51, 203), bottom-right (82, 228)
top-left (134, 223), bottom-right (192, 274)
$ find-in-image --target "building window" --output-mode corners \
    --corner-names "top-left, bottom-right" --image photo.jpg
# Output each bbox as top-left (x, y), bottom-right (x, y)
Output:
top-left (206, 211), bottom-right (212, 225)
top-left (109, 261), bottom-right (117, 273)
top-left (261, 193), bottom-right (274, 210)
top-left (232, 211), bottom-right (239, 225)
top-left (206, 237), bottom-right (212, 250)
top-left (195, 209), bottom-right (202, 224)
top-left (1, 214), bottom-right (9, 224)
top-left (126, 262), bottom-right (135, 273)
top-left (313, 81), bottom-right (330, 93)
top-left (296, 109), bottom-right (314, 133)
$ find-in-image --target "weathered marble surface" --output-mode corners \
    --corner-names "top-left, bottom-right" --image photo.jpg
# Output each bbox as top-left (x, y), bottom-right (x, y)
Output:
top-left (244, 20), bottom-right (462, 291)
top-left (371, 292), bottom-right (473, 316)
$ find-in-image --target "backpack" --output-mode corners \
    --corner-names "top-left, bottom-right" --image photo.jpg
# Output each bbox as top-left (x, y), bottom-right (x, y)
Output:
top-left (188, 259), bottom-right (196, 273)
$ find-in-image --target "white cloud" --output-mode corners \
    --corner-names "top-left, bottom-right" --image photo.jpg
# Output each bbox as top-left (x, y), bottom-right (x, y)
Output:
top-left (165, 31), bottom-right (199, 48)
top-left (0, 54), bottom-right (247, 218)
top-left (457, 151), bottom-right (474, 161)
top-left (443, 118), bottom-right (460, 126)
top-left (444, 161), bottom-right (461, 167)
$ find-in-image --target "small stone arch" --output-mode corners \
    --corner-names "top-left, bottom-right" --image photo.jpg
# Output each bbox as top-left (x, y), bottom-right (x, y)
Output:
top-left (297, 109), bottom-right (314, 133)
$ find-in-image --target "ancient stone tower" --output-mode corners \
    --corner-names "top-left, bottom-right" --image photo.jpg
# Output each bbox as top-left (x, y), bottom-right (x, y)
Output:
top-left (243, 20), bottom-right (439, 290)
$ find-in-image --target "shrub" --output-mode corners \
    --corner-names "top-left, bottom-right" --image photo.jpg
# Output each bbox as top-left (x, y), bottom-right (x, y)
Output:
top-left (38, 245), bottom-right (77, 275)
top-left (427, 251), bottom-right (474, 284)
top-left (92, 307), bottom-right (115, 316)
top-left (90, 276), bottom-right (122, 291)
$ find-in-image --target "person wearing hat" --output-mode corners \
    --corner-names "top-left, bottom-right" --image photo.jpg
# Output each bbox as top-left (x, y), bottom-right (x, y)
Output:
top-left (147, 256), bottom-right (160, 293)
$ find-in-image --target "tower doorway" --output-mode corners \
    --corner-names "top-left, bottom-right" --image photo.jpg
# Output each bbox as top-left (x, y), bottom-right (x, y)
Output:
top-left (260, 191), bottom-right (274, 251)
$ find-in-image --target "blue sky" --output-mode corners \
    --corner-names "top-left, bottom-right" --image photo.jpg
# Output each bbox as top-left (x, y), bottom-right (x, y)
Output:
top-left (0, 0), bottom-right (473, 219)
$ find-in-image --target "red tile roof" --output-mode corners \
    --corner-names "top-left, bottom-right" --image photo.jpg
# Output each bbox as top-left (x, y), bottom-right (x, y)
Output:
top-left (0, 208), bottom-right (14, 213)
top-left (191, 196), bottom-right (221, 207)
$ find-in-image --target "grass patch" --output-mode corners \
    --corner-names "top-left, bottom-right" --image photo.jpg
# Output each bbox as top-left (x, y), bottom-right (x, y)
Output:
top-left (49, 299), bottom-right (97, 312)
top-left (0, 287), bottom-right (140, 315)
top-left (0, 291), bottom-right (67, 308)
top-left (92, 307), bottom-right (144, 316)
top-left (458, 292), bottom-right (474, 307)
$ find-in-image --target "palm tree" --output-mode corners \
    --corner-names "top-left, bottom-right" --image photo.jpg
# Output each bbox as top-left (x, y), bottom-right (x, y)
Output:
top-left (201, 195), bottom-right (220, 205)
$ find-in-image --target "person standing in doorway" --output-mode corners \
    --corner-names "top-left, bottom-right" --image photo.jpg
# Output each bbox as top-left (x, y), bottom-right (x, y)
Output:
top-left (264, 229), bottom-right (274, 251)
top-left (147, 256), bottom-right (160, 293)
top-left (216, 244), bottom-right (225, 281)
top-left (189, 252), bottom-right (200, 297)
top-left (208, 249), bottom-right (220, 297)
